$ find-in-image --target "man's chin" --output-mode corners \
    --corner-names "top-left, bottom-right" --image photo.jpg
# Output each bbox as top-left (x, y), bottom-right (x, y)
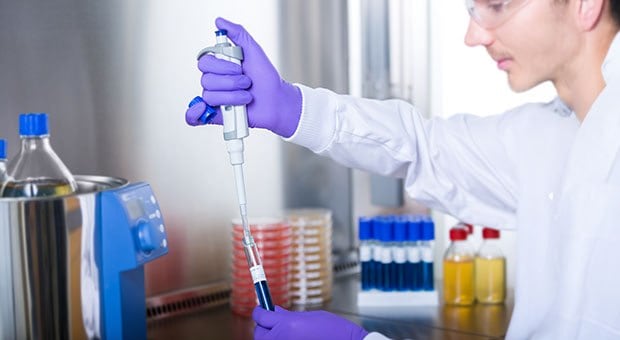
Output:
top-left (507, 75), bottom-right (537, 93)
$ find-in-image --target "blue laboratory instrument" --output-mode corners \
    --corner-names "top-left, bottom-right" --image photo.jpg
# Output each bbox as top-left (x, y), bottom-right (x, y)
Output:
top-left (100, 181), bottom-right (169, 339)
top-left (196, 30), bottom-right (275, 311)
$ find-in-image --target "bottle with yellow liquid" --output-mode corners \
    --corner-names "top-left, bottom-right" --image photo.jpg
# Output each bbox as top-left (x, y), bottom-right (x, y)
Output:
top-left (475, 227), bottom-right (506, 304)
top-left (1, 113), bottom-right (77, 198)
top-left (443, 227), bottom-right (475, 305)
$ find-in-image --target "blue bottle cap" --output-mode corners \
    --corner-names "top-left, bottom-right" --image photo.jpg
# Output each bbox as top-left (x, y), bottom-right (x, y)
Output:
top-left (407, 216), bottom-right (422, 241)
top-left (374, 217), bottom-right (394, 242)
top-left (421, 215), bottom-right (435, 241)
top-left (215, 29), bottom-right (228, 36)
top-left (359, 217), bottom-right (372, 240)
top-left (393, 218), bottom-right (407, 242)
top-left (0, 139), bottom-right (6, 159)
top-left (19, 113), bottom-right (49, 136)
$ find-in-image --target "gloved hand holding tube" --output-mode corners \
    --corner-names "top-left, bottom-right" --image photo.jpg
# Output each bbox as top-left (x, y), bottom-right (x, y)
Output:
top-left (186, 17), bottom-right (303, 138)
top-left (252, 306), bottom-right (369, 340)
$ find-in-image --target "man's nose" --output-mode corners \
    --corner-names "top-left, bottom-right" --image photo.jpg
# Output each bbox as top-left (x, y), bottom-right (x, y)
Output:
top-left (464, 18), bottom-right (494, 47)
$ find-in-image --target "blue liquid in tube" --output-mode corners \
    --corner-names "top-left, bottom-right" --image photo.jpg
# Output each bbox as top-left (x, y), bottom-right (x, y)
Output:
top-left (254, 280), bottom-right (274, 311)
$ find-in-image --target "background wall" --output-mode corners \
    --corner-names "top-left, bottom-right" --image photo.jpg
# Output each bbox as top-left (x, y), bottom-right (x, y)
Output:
top-left (0, 0), bottom-right (284, 295)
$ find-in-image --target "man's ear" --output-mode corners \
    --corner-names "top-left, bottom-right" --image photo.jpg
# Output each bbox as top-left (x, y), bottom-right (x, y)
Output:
top-left (577, 0), bottom-right (605, 30)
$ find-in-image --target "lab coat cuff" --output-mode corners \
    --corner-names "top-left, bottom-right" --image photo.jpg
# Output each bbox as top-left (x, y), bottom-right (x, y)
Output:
top-left (282, 84), bottom-right (337, 153)
top-left (364, 332), bottom-right (392, 340)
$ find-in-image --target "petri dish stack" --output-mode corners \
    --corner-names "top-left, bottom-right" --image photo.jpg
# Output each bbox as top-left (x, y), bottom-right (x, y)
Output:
top-left (286, 209), bottom-right (333, 306)
top-left (230, 218), bottom-right (292, 317)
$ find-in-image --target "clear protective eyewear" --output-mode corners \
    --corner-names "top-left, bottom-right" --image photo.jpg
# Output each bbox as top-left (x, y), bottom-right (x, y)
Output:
top-left (466, 0), bottom-right (532, 29)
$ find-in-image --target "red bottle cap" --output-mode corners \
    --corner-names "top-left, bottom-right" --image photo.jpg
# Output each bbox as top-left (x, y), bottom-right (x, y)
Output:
top-left (449, 227), bottom-right (468, 241)
top-left (482, 227), bottom-right (500, 239)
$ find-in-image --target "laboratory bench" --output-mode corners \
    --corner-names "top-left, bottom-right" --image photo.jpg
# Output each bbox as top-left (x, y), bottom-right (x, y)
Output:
top-left (147, 273), bottom-right (513, 340)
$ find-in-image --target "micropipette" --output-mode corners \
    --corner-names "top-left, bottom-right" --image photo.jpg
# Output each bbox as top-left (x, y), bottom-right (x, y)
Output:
top-left (197, 30), bottom-right (275, 311)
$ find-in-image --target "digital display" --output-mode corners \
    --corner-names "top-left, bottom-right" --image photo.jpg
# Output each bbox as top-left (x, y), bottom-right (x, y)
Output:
top-left (126, 199), bottom-right (145, 220)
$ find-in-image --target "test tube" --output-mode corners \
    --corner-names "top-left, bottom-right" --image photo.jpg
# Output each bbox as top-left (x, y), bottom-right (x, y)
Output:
top-left (243, 238), bottom-right (276, 311)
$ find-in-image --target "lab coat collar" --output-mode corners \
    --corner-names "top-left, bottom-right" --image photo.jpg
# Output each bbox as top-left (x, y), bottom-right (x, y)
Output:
top-left (560, 62), bottom-right (620, 198)
top-left (602, 31), bottom-right (620, 84)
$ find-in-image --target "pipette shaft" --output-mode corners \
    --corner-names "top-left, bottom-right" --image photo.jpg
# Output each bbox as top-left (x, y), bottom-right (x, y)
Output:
top-left (199, 29), bottom-right (275, 311)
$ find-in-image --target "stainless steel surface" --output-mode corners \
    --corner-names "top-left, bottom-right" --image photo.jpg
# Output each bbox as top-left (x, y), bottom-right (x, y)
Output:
top-left (279, 0), bottom-right (356, 260)
top-left (147, 274), bottom-right (512, 340)
top-left (0, 175), bottom-right (127, 340)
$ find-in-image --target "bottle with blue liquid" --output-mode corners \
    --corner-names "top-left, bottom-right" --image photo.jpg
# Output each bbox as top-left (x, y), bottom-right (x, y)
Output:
top-left (392, 218), bottom-right (408, 291)
top-left (420, 215), bottom-right (435, 291)
top-left (376, 217), bottom-right (394, 291)
top-left (406, 216), bottom-right (422, 291)
top-left (359, 217), bottom-right (374, 291)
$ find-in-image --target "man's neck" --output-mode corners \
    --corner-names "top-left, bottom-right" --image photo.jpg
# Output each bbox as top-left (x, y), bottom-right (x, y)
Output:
top-left (554, 27), bottom-right (618, 121)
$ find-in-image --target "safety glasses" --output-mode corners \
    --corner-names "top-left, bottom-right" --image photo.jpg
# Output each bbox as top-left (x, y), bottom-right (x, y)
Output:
top-left (466, 0), bottom-right (532, 29)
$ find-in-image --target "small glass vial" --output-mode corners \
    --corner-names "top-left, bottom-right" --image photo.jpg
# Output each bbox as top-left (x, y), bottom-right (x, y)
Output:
top-left (359, 217), bottom-right (374, 291)
top-left (392, 218), bottom-right (407, 291)
top-left (420, 215), bottom-right (435, 291)
top-left (0, 139), bottom-right (7, 184)
top-left (406, 215), bottom-right (422, 291)
top-left (475, 228), bottom-right (506, 304)
top-left (443, 227), bottom-right (475, 305)
top-left (376, 217), bottom-right (394, 291)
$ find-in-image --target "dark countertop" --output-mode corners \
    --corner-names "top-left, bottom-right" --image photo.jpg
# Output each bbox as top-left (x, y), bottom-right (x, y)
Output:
top-left (148, 274), bottom-right (513, 340)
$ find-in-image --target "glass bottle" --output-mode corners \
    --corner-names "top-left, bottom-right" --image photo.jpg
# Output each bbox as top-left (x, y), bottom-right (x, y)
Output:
top-left (475, 227), bottom-right (506, 304)
top-left (443, 227), bottom-right (475, 305)
top-left (1, 113), bottom-right (77, 197)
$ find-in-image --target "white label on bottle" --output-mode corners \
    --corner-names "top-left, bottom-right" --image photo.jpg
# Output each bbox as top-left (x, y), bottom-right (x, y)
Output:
top-left (250, 265), bottom-right (267, 284)
top-left (407, 247), bottom-right (421, 263)
top-left (393, 247), bottom-right (406, 264)
top-left (372, 244), bottom-right (383, 262)
top-left (360, 245), bottom-right (371, 261)
top-left (421, 247), bottom-right (433, 263)
top-left (381, 247), bottom-right (392, 264)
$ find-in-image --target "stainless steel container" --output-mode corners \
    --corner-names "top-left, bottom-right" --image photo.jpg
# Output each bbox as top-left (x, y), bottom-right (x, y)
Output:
top-left (0, 175), bottom-right (128, 340)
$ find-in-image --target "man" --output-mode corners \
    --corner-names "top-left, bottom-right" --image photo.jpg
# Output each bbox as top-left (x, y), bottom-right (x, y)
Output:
top-left (186, 0), bottom-right (620, 338)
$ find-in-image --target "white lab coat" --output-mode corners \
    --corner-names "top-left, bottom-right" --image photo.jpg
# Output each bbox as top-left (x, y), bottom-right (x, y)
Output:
top-left (285, 33), bottom-right (620, 339)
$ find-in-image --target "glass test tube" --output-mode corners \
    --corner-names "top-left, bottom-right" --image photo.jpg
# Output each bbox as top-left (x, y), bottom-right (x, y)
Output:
top-left (243, 238), bottom-right (276, 311)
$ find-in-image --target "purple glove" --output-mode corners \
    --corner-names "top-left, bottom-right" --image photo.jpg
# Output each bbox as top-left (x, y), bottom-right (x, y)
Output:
top-left (186, 17), bottom-right (303, 138)
top-left (253, 306), bottom-right (369, 340)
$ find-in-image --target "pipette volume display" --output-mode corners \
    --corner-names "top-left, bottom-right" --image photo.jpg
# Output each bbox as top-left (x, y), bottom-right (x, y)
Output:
top-left (199, 29), bottom-right (275, 311)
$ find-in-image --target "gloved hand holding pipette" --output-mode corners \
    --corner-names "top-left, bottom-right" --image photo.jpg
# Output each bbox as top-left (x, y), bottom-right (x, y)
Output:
top-left (186, 17), bottom-right (302, 138)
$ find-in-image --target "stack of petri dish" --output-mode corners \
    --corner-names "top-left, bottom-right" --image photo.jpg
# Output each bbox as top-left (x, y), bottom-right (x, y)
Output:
top-left (230, 218), bottom-right (293, 316)
top-left (286, 209), bottom-right (333, 307)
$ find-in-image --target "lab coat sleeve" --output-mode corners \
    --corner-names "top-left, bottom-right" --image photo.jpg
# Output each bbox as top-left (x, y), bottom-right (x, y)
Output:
top-left (284, 84), bottom-right (519, 229)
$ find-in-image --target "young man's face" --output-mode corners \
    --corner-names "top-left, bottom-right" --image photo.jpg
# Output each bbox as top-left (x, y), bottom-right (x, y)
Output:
top-left (465, 0), bottom-right (580, 92)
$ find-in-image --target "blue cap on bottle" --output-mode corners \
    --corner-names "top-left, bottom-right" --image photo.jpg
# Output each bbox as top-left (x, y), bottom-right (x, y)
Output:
top-left (421, 215), bottom-right (435, 241)
top-left (374, 217), bottom-right (394, 242)
top-left (407, 215), bottom-right (422, 241)
top-left (19, 113), bottom-right (49, 136)
top-left (359, 217), bottom-right (372, 240)
top-left (215, 29), bottom-right (228, 36)
top-left (394, 218), bottom-right (407, 242)
top-left (0, 139), bottom-right (6, 159)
